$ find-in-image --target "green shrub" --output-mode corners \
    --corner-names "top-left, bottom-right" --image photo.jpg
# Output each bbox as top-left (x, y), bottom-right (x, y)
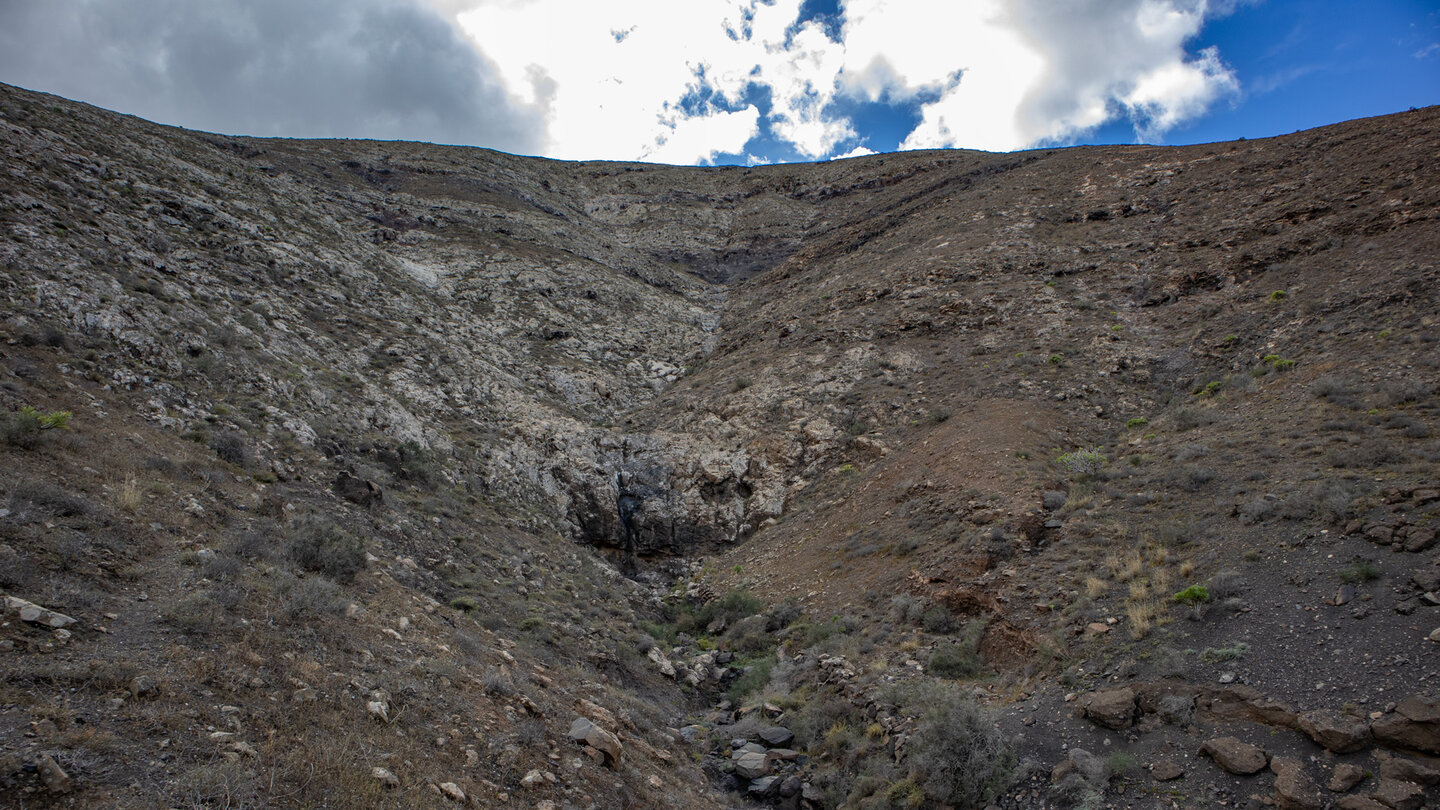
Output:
top-left (727, 658), bottom-right (773, 703)
top-left (2, 406), bottom-right (72, 448)
top-left (1338, 560), bottom-right (1381, 584)
top-left (449, 596), bottom-right (479, 612)
top-left (1125, 417), bottom-right (1148, 429)
top-left (288, 517), bottom-right (366, 582)
top-left (1172, 585), bottom-right (1210, 619)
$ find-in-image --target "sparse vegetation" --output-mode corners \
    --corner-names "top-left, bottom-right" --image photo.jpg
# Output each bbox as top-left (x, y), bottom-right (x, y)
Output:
top-left (288, 516), bottom-right (367, 583)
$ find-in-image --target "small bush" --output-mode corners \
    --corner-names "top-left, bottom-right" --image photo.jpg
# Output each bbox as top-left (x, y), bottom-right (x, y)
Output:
top-left (279, 574), bottom-right (346, 618)
top-left (1200, 642), bottom-right (1250, 662)
top-left (903, 681), bottom-right (1015, 807)
top-left (928, 638), bottom-right (982, 678)
top-left (1338, 560), bottom-right (1381, 584)
top-left (209, 432), bottom-right (250, 466)
top-left (288, 517), bottom-right (366, 583)
top-left (727, 658), bottom-right (774, 703)
top-left (2, 406), bottom-right (72, 448)
top-left (921, 605), bottom-right (957, 634)
top-left (1056, 448), bottom-right (1106, 477)
top-left (1172, 585), bottom-right (1209, 619)
top-left (889, 595), bottom-right (924, 625)
top-left (449, 596), bottom-right (479, 612)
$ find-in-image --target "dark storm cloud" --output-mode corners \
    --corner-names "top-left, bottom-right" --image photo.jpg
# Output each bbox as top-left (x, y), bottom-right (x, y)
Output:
top-left (0, 0), bottom-right (544, 152)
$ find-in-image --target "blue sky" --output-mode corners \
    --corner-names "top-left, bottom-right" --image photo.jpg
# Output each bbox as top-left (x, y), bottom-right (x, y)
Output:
top-left (0, 0), bottom-right (1436, 165)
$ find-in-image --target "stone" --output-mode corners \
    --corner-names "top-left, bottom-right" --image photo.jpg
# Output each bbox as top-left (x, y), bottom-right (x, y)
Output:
top-left (647, 646), bottom-right (676, 678)
top-left (1371, 778), bottom-right (1424, 810)
top-left (333, 471), bottom-right (383, 507)
top-left (1378, 754), bottom-right (1440, 786)
top-left (1403, 528), bottom-right (1436, 553)
top-left (1199, 736), bottom-right (1268, 775)
top-left (1370, 695), bottom-right (1440, 754)
top-left (1151, 760), bottom-right (1185, 781)
top-left (37, 754), bottom-right (72, 794)
top-left (1329, 762), bottom-right (1367, 792)
top-left (747, 775), bottom-right (780, 797)
top-left (1052, 748), bottom-right (1106, 785)
top-left (567, 717), bottom-right (622, 767)
top-left (734, 750), bottom-right (771, 780)
top-left (371, 767), bottom-right (399, 788)
top-left (437, 781), bottom-right (466, 802)
top-left (1083, 687), bottom-right (1136, 730)
top-left (5, 596), bottom-right (77, 628)
top-left (521, 769), bottom-right (546, 787)
top-left (367, 700), bottom-right (389, 723)
top-left (129, 675), bottom-right (157, 699)
top-left (678, 724), bottom-right (705, 744)
top-left (758, 726), bottom-right (794, 747)
top-left (1271, 757), bottom-right (1324, 810)
top-left (1296, 709), bottom-right (1372, 753)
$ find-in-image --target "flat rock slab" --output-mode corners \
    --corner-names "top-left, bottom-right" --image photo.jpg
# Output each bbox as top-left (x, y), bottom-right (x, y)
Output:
top-left (1271, 757), bottom-right (1323, 810)
top-left (1371, 778), bottom-right (1424, 810)
top-left (1297, 709), bottom-right (1372, 753)
top-left (1199, 736), bottom-right (1268, 775)
top-left (757, 726), bottom-right (794, 747)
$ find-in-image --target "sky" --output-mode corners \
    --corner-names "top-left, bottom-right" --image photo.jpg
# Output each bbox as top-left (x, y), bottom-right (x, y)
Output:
top-left (0, 0), bottom-right (1436, 166)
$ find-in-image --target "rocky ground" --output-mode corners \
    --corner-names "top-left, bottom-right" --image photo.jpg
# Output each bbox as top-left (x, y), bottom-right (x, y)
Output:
top-left (0, 80), bottom-right (1437, 808)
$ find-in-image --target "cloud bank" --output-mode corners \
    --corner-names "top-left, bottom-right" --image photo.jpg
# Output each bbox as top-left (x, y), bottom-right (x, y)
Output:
top-left (0, 0), bottom-right (544, 153)
top-left (456, 0), bottom-right (1239, 162)
top-left (0, 0), bottom-right (1240, 164)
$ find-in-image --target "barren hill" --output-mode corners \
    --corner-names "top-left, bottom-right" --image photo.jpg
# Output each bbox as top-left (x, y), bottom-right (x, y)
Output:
top-left (1, 81), bottom-right (1437, 809)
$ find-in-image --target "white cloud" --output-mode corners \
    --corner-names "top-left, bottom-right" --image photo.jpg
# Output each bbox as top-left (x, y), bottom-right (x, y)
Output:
top-left (450, 0), bottom-right (1237, 161)
top-left (0, 0), bottom-right (1240, 163)
top-left (830, 145), bottom-right (878, 160)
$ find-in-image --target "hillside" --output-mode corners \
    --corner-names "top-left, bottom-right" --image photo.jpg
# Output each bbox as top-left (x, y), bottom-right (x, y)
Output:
top-left (1, 81), bottom-right (1437, 809)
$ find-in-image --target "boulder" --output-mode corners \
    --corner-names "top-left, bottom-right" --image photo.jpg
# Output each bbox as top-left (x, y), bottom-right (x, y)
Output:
top-left (733, 750), bottom-right (771, 780)
top-left (1199, 736), bottom-right (1268, 775)
top-left (36, 754), bottom-right (72, 794)
top-left (1371, 778), bottom-right (1424, 810)
top-left (647, 646), bottom-right (676, 678)
top-left (758, 726), bottom-right (794, 747)
top-left (1370, 695), bottom-right (1440, 754)
top-left (567, 717), bottom-right (622, 767)
top-left (1378, 753), bottom-right (1439, 786)
top-left (1082, 687), bottom-right (1137, 730)
top-left (333, 471), bottom-right (383, 507)
top-left (1297, 709), bottom-right (1373, 753)
top-left (747, 775), bottom-right (780, 797)
top-left (1271, 757), bottom-right (1324, 810)
top-left (1051, 748), bottom-right (1106, 785)
top-left (371, 766), bottom-right (399, 788)
top-left (1328, 762), bottom-right (1367, 792)
top-left (437, 782), bottom-right (466, 802)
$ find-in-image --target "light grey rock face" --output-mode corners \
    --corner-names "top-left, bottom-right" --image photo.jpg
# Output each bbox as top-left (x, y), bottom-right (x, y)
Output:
top-left (0, 81), bottom-right (881, 559)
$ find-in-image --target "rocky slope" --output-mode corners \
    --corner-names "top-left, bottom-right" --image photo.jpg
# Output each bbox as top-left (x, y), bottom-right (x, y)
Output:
top-left (1, 81), bottom-right (1438, 809)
